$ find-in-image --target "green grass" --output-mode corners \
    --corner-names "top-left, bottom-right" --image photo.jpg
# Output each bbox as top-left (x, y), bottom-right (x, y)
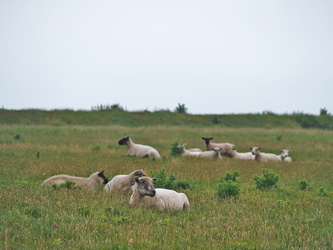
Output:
top-left (0, 125), bottom-right (333, 249)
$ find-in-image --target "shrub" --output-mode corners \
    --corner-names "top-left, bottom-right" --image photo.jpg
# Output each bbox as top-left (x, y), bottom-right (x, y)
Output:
top-left (175, 103), bottom-right (188, 114)
top-left (299, 180), bottom-right (309, 191)
top-left (217, 171), bottom-right (241, 199)
top-left (253, 168), bottom-right (279, 190)
top-left (170, 141), bottom-right (184, 157)
top-left (13, 134), bottom-right (21, 140)
top-left (149, 168), bottom-right (191, 190)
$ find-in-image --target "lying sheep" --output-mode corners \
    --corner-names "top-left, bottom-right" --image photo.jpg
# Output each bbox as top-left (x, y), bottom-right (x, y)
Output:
top-left (202, 137), bottom-right (234, 158)
top-left (104, 170), bottom-right (148, 194)
top-left (230, 145), bottom-right (254, 160)
top-left (278, 149), bottom-right (292, 162)
top-left (129, 176), bottom-right (190, 212)
top-left (251, 147), bottom-right (281, 162)
top-left (118, 136), bottom-right (161, 159)
top-left (181, 143), bottom-right (202, 157)
top-left (198, 147), bottom-right (222, 160)
top-left (42, 171), bottom-right (108, 191)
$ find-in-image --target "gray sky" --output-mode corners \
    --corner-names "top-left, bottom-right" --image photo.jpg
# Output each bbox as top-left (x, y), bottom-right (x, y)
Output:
top-left (1, 0), bottom-right (333, 115)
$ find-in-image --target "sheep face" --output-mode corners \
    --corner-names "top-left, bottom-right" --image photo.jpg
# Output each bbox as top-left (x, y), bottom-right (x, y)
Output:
top-left (251, 147), bottom-right (261, 156)
top-left (134, 176), bottom-right (158, 197)
top-left (280, 149), bottom-right (291, 159)
top-left (118, 136), bottom-right (130, 145)
top-left (212, 147), bottom-right (222, 155)
top-left (202, 137), bottom-right (213, 145)
top-left (98, 170), bottom-right (109, 184)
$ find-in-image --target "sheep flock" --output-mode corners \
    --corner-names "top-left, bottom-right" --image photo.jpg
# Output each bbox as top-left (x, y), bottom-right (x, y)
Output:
top-left (42, 136), bottom-right (293, 212)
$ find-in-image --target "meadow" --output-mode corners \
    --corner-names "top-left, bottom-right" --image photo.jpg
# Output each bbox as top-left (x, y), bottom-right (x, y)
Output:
top-left (0, 124), bottom-right (332, 249)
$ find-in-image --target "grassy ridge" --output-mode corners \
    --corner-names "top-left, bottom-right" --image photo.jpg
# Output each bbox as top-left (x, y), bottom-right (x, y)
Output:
top-left (1, 109), bottom-right (333, 129)
top-left (0, 125), bottom-right (333, 249)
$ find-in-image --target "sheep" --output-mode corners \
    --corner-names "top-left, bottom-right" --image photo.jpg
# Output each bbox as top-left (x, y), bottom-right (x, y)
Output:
top-left (129, 176), bottom-right (190, 212)
top-left (250, 147), bottom-right (281, 162)
top-left (202, 137), bottom-right (234, 158)
top-left (118, 136), bottom-right (161, 159)
top-left (198, 147), bottom-right (222, 160)
top-left (181, 143), bottom-right (202, 157)
top-left (104, 170), bottom-right (148, 194)
top-left (230, 145), bottom-right (254, 160)
top-left (278, 149), bottom-right (293, 162)
top-left (42, 171), bottom-right (108, 191)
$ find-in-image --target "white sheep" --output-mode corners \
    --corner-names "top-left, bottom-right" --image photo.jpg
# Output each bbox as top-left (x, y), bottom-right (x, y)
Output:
top-left (104, 170), bottom-right (148, 194)
top-left (129, 176), bottom-right (190, 212)
top-left (202, 137), bottom-right (234, 158)
top-left (198, 147), bottom-right (222, 160)
top-left (180, 143), bottom-right (202, 157)
top-left (42, 171), bottom-right (108, 191)
top-left (230, 145), bottom-right (254, 160)
top-left (118, 136), bottom-right (161, 159)
top-left (251, 147), bottom-right (281, 162)
top-left (278, 149), bottom-right (293, 162)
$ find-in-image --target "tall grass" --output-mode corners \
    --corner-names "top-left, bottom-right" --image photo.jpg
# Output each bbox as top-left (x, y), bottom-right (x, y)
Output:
top-left (0, 125), bottom-right (332, 249)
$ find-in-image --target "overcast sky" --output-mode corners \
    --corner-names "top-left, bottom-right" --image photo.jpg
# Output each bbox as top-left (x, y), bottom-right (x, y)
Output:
top-left (1, 0), bottom-right (332, 115)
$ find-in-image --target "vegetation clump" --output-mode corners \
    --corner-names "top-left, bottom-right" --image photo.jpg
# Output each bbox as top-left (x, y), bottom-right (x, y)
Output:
top-left (253, 168), bottom-right (279, 190)
top-left (170, 141), bottom-right (184, 157)
top-left (217, 171), bottom-right (241, 199)
top-left (149, 168), bottom-right (191, 190)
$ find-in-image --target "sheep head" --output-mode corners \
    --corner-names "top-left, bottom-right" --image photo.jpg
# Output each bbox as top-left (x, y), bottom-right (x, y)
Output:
top-left (134, 176), bottom-right (158, 197)
top-left (202, 137), bottom-right (213, 145)
top-left (98, 170), bottom-right (109, 184)
top-left (118, 136), bottom-right (130, 145)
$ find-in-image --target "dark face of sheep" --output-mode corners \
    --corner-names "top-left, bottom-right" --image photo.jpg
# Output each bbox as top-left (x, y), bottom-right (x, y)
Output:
top-left (202, 137), bottom-right (213, 145)
top-left (98, 170), bottom-right (109, 184)
top-left (118, 136), bottom-right (130, 145)
top-left (134, 176), bottom-right (158, 197)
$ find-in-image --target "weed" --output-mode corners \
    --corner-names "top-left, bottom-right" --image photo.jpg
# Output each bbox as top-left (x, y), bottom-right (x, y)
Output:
top-left (36, 150), bottom-right (40, 159)
top-left (91, 144), bottom-right (101, 152)
top-left (253, 168), bottom-right (279, 190)
top-left (52, 181), bottom-right (81, 190)
top-left (174, 103), bottom-right (188, 114)
top-left (299, 180), bottom-right (309, 191)
top-left (170, 141), bottom-right (184, 157)
top-left (13, 134), bottom-right (21, 140)
top-left (24, 205), bottom-right (41, 218)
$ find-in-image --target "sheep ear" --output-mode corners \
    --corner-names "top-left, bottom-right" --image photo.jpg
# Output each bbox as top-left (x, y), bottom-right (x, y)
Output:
top-left (152, 178), bottom-right (158, 183)
top-left (280, 149), bottom-right (283, 152)
top-left (232, 144), bottom-right (236, 150)
top-left (250, 147), bottom-right (252, 150)
top-left (258, 147), bottom-right (261, 150)
top-left (126, 136), bottom-right (130, 139)
top-left (289, 150), bottom-right (292, 153)
top-left (98, 170), bottom-right (105, 175)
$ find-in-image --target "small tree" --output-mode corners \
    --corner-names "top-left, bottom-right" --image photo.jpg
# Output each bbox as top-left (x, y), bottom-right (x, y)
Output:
top-left (175, 103), bottom-right (188, 114)
top-left (320, 107), bottom-right (329, 116)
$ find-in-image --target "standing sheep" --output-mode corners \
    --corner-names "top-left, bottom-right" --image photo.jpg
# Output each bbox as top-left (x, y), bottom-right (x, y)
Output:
top-left (278, 149), bottom-right (292, 162)
top-left (42, 171), bottom-right (108, 191)
top-left (118, 136), bottom-right (161, 159)
top-left (202, 137), bottom-right (234, 158)
top-left (104, 170), bottom-right (148, 194)
top-left (129, 176), bottom-right (190, 212)
top-left (251, 147), bottom-right (281, 162)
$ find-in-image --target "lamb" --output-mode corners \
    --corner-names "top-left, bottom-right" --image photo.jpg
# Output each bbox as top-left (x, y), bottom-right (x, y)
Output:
top-left (250, 147), bottom-right (281, 162)
top-left (230, 145), bottom-right (254, 160)
top-left (104, 170), bottom-right (148, 194)
top-left (129, 176), bottom-right (190, 212)
top-left (42, 171), bottom-right (108, 191)
top-left (202, 137), bottom-right (234, 158)
top-left (181, 143), bottom-right (202, 157)
top-left (278, 149), bottom-right (292, 162)
top-left (118, 136), bottom-right (161, 159)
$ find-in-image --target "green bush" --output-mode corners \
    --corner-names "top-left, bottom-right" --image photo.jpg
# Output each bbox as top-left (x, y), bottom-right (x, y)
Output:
top-left (175, 103), bottom-right (188, 114)
top-left (299, 180), bottom-right (309, 191)
top-left (217, 171), bottom-right (240, 199)
top-left (253, 168), bottom-right (279, 190)
top-left (170, 141), bottom-right (184, 157)
top-left (91, 144), bottom-right (101, 153)
top-left (149, 168), bottom-right (191, 190)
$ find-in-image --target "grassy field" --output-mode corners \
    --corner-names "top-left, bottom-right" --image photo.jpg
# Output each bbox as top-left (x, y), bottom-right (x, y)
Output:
top-left (0, 125), bottom-right (332, 249)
